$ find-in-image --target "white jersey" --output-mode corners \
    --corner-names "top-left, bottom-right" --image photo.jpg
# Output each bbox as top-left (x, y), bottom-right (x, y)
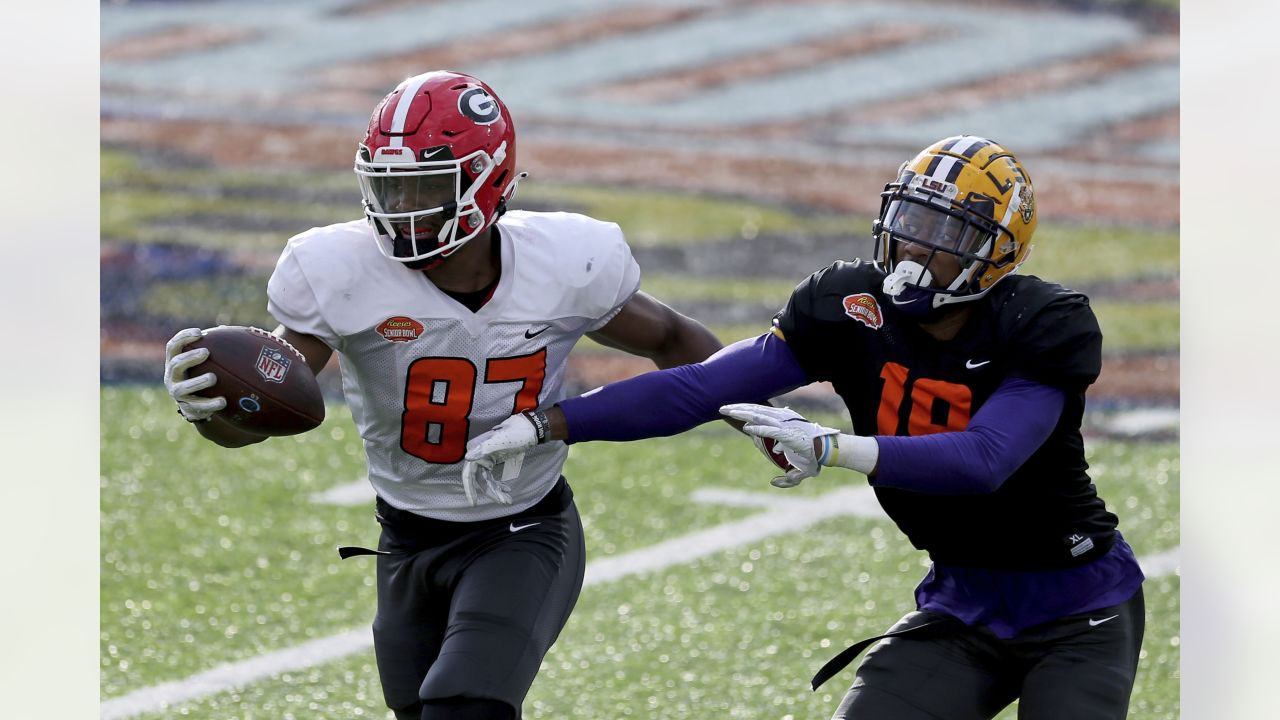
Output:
top-left (266, 210), bottom-right (641, 521)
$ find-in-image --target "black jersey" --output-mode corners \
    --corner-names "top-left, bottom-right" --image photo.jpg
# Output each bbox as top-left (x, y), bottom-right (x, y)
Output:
top-left (775, 260), bottom-right (1117, 570)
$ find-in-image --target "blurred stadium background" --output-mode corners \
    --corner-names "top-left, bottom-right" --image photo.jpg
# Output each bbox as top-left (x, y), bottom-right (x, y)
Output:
top-left (100, 1), bottom-right (1179, 718)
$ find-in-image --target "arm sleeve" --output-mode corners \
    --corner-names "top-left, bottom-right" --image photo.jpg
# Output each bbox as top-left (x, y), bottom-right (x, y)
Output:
top-left (870, 376), bottom-right (1065, 494)
top-left (560, 331), bottom-right (809, 443)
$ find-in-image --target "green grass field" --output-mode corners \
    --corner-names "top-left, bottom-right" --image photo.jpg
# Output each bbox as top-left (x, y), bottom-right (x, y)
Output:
top-left (102, 387), bottom-right (1179, 719)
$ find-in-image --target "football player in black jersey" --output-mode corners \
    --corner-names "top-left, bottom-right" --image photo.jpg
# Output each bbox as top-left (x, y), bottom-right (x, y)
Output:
top-left (464, 136), bottom-right (1145, 720)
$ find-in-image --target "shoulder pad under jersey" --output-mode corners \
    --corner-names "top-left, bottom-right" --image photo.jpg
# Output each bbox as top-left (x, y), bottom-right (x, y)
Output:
top-left (990, 275), bottom-right (1102, 391)
top-left (266, 219), bottom-right (376, 344)
top-left (498, 210), bottom-right (641, 323)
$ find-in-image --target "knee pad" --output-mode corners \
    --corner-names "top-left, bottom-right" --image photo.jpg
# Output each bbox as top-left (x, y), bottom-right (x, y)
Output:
top-left (420, 696), bottom-right (514, 720)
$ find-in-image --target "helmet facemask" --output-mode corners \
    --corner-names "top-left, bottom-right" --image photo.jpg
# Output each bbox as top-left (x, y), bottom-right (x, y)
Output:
top-left (874, 178), bottom-right (1018, 315)
top-left (355, 142), bottom-right (510, 267)
top-left (356, 72), bottom-right (525, 270)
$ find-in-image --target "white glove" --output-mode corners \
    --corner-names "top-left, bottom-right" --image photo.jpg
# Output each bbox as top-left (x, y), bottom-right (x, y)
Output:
top-left (462, 413), bottom-right (540, 506)
top-left (720, 404), bottom-right (839, 488)
top-left (460, 456), bottom-right (518, 507)
top-left (163, 328), bottom-right (226, 422)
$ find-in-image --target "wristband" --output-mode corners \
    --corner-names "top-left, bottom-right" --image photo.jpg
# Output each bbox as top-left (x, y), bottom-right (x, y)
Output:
top-left (523, 409), bottom-right (550, 444)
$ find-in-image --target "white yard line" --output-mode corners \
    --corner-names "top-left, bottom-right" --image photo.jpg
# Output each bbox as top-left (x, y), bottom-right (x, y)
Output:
top-left (1137, 545), bottom-right (1180, 577)
top-left (99, 629), bottom-right (374, 720)
top-left (587, 486), bottom-right (882, 585)
top-left (1092, 408), bottom-right (1180, 437)
top-left (309, 478), bottom-right (376, 506)
top-left (102, 486), bottom-right (1178, 719)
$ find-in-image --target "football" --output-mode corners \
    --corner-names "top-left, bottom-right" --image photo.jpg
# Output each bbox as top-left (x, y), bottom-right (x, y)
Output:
top-left (188, 326), bottom-right (325, 436)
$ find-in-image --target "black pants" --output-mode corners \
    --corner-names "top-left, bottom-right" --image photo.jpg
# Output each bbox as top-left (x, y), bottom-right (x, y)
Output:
top-left (831, 587), bottom-right (1145, 720)
top-left (370, 479), bottom-right (585, 719)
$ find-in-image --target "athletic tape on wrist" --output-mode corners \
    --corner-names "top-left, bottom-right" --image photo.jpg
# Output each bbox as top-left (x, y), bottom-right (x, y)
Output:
top-left (827, 433), bottom-right (878, 475)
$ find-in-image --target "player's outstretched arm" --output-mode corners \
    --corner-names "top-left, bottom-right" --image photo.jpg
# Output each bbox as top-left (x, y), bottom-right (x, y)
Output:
top-left (465, 328), bottom-right (811, 481)
top-left (585, 294), bottom-right (801, 475)
top-left (725, 377), bottom-right (1069, 495)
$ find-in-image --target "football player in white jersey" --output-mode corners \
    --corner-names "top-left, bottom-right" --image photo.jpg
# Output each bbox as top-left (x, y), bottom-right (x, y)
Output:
top-left (161, 71), bottom-right (731, 720)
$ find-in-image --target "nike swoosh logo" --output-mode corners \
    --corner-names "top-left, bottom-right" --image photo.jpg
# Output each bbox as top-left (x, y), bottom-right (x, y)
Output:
top-left (1088, 614), bottom-right (1120, 627)
top-left (421, 147), bottom-right (445, 160)
top-left (524, 326), bottom-right (550, 339)
top-left (965, 359), bottom-right (991, 369)
top-left (510, 522), bottom-right (541, 533)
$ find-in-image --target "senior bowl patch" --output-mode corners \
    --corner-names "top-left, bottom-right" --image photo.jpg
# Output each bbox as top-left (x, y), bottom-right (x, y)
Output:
top-left (256, 346), bottom-right (292, 383)
top-left (377, 316), bottom-right (424, 342)
top-left (842, 293), bottom-right (883, 329)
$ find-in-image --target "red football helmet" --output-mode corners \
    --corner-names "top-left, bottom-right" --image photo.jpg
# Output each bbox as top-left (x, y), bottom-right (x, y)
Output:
top-left (355, 71), bottom-right (525, 267)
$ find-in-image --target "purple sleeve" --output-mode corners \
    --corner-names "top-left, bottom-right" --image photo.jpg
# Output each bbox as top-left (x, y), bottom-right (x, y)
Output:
top-left (871, 376), bottom-right (1065, 494)
top-left (560, 332), bottom-right (809, 443)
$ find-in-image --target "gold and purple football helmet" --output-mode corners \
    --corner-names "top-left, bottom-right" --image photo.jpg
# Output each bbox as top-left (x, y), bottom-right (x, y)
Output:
top-left (874, 135), bottom-right (1037, 313)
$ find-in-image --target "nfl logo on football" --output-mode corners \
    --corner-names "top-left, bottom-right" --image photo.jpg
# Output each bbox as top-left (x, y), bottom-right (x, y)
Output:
top-left (256, 346), bottom-right (292, 384)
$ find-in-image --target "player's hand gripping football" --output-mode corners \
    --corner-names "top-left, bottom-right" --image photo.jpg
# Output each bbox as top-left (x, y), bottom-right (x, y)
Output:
top-left (751, 435), bottom-right (797, 476)
top-left (163, 327), bottom-right (226, 422)
top-left (462, 412), bottom-right (544, 506)
top-left (720, 404), bottom-right (839, 488)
